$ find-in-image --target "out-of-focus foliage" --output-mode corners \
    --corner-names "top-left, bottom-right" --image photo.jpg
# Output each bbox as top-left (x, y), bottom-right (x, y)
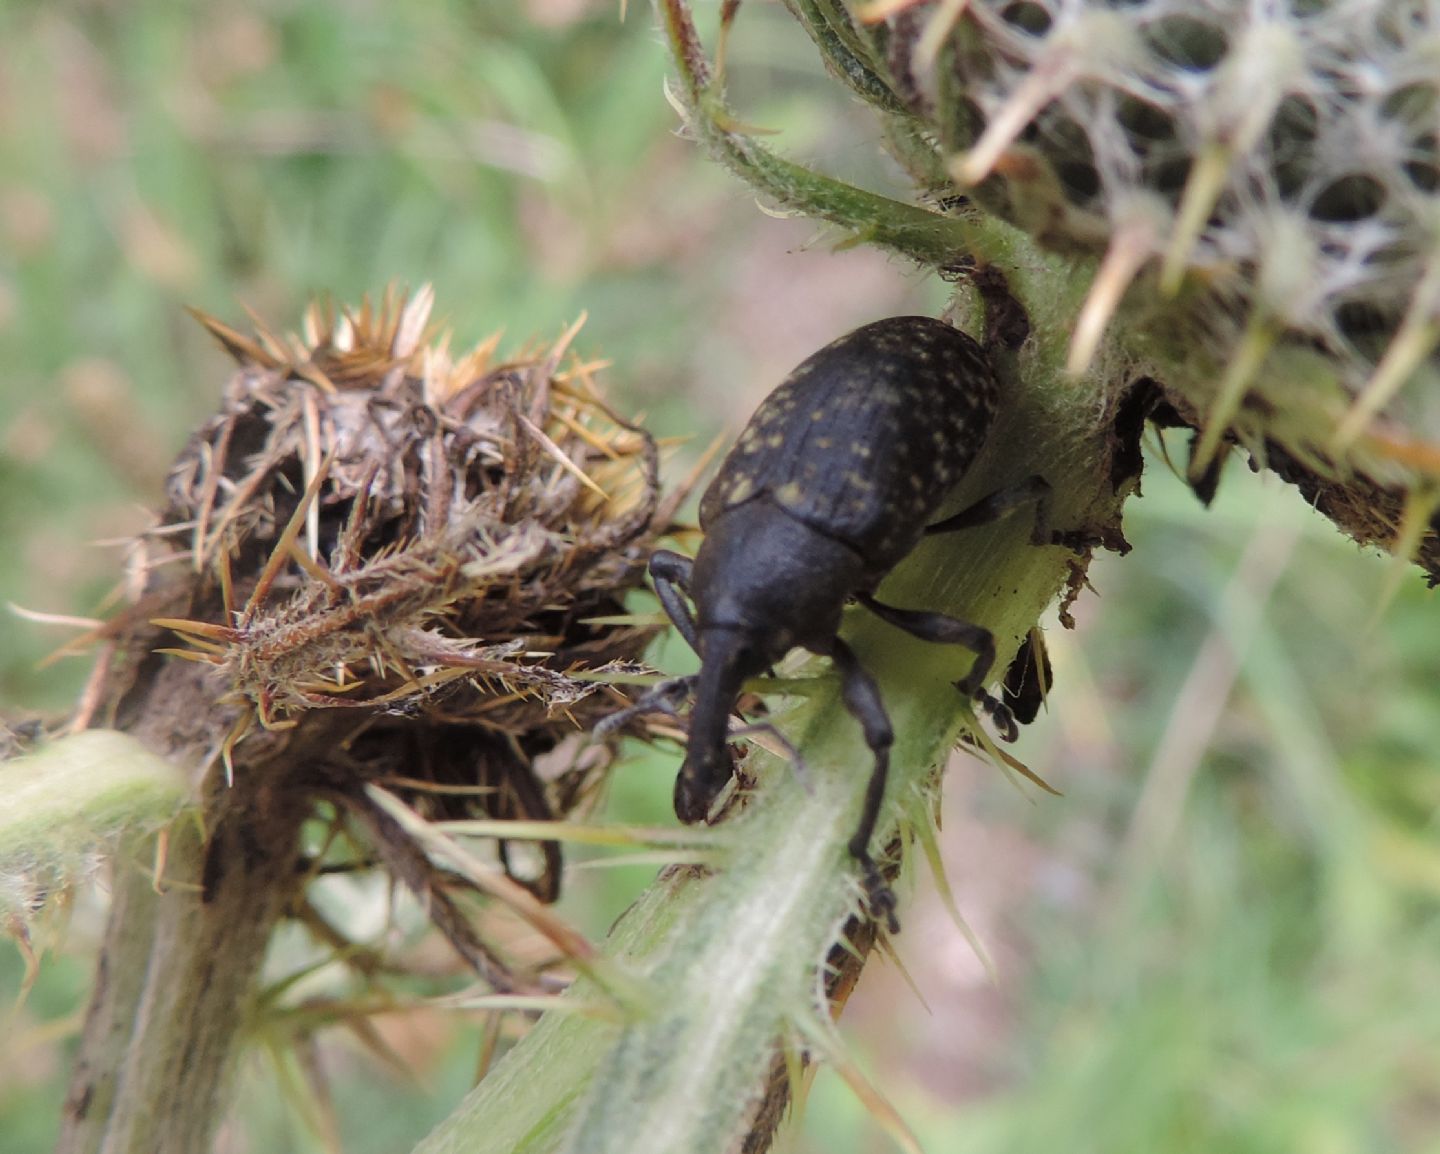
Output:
top-left (2, 2), bottom-right (1437, 1153)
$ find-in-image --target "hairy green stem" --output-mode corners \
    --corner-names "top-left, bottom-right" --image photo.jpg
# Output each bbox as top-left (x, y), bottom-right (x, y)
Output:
top-left (0, 730), bottom-right (187, 925)
top-left (659, 0), bottom-right (979, 266)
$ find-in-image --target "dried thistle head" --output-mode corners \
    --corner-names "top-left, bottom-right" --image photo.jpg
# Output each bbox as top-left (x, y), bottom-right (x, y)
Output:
top-left (665, 0), bottom-right (1440, 578)
top-left (846, 1), bottom-right (1440, 564)
top-left (99, 286), bottom-right (668, 910)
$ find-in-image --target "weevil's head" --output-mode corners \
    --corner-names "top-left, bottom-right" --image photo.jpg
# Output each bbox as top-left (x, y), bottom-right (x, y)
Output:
top-left (689, 499), bottom-right (864, 655)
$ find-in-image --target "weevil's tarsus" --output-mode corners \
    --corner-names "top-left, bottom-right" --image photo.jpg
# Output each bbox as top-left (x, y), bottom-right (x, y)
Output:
top-left (973, 688), bottom-right (1019, 743)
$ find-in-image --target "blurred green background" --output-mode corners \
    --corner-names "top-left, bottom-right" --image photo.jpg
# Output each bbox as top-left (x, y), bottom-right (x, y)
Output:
top-left (2, 2), bottom-right (1439, 1152)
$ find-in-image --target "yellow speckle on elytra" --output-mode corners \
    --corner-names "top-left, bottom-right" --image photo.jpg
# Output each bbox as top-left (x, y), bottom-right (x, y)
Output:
top-left (776, 481), bottom-right (803, 505)
top-left (726, 475), bottom-right (754, 504)
top-left (811, 409), bottom-right (826, 421)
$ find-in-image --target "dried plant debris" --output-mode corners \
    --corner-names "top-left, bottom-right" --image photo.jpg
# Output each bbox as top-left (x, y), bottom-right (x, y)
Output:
top-left (80, 287), bottom-right (668, 948)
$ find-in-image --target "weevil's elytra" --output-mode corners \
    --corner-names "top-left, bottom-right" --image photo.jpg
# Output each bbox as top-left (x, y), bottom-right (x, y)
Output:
top-left (639, 316), bottom-right (1065, 931)
top-left (700, 318), bottom-right (999, 571)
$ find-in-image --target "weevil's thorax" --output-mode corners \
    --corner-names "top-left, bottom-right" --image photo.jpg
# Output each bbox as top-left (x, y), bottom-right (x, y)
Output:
top-left (690, 497), bottom-right (867, 662)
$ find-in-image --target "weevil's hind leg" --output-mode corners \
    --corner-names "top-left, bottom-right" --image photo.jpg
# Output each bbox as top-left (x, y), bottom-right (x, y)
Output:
top-left (857, 594), bottom-right (1018, 740)
top-left (925, 475), bottom-right (1055, 543)
top-left (926, 475), bottom-right (1101, 552)
top-left (649, 550), bottom-right (701, 654)
top-left (828, 638), bottom-right (899, 934)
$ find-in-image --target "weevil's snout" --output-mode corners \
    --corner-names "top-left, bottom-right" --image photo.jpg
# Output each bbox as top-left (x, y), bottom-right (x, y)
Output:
top-left (673, 627), bottom-right (755, 824)
top-left (674, 745), bottom-right (734, 823)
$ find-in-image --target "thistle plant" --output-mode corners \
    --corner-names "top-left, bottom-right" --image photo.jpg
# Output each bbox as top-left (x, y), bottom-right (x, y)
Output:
top-left (689, 0), bottom-right (1440, 574)
top-left (12, 3), bottom-right (1440, 1152)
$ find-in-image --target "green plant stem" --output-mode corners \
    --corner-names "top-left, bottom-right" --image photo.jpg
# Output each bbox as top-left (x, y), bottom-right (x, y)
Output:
top-left (0, 730), bottom-right (186, 921)
top-left (659, 0), bottom-right (978, 266)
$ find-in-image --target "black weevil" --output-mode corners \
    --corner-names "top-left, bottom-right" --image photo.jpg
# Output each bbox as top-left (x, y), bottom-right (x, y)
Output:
top-left (641, 316), bottom-right (1070, 928)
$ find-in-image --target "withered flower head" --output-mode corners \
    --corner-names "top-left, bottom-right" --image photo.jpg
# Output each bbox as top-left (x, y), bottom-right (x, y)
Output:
top-left (95, 287), bottom-right (666, 929)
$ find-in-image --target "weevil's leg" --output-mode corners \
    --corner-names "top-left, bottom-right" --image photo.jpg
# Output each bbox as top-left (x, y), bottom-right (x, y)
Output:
top-left (599, 550), bottom-right (699, 735)
top-left (729, 720), bottom-right (811, 795)
top-left (857, 594), bottom-right (1018, 739)
top-left (593, 673), bottom-right (697, 737)
top-left (649, 550), bottom-right (701, 653)
top-left (924, 475), bottom-right (1057, 544)
top-left (829, 638), bottom-right (899, 934)
top-left (927, 476), bottom-right (1103, 551)
top-left (974, 689), bottom-right (1019, 742)
top-left (858, 595), bottom-right (997, 696)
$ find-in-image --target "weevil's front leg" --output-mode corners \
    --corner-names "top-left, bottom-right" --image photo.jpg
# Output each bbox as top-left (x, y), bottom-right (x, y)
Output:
top-left (594, 552), bottom-right (701, 737)
top-left (592, 673), bottom-right (697, 737)
top-left (857, 594), bottom-right (1018, 740)
top-left (828, 637), bottom-right (899, 933)
top-left (649, 550), bottom-right (701, 653)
